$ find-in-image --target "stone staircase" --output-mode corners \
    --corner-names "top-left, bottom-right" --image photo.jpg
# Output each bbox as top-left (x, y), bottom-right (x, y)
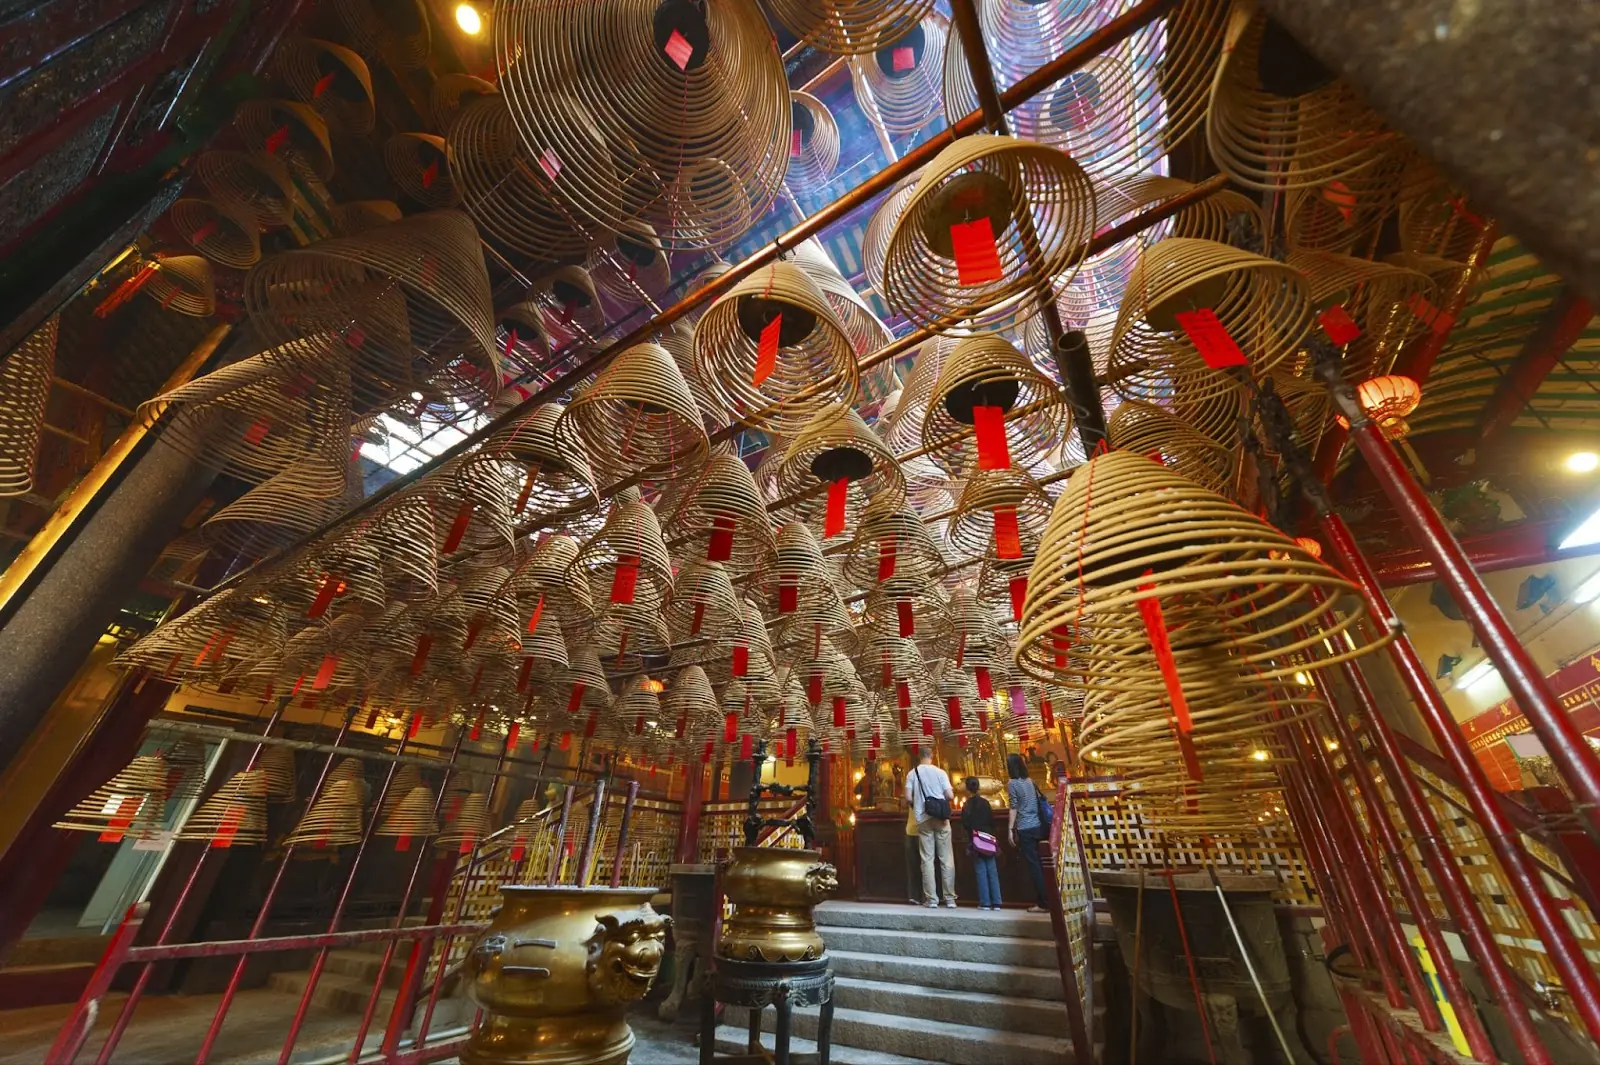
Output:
top-left (265, 931), bottom-right (412, 1013)
top-left (718, 902), bottom-right (1102, 1065)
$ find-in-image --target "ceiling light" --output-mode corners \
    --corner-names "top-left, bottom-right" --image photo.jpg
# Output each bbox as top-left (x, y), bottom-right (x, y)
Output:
top-left (1561, 500), bottom-right (1600, 549)
top-left (455, 2), bottom-right (483, 34)
top-left (1250, 749), bottom-right (1270, 762)
top-left (1567, 451), bottom-right (1600, 474)
top-left (1457, 660), bottom-right (1499, 691)
top-left (1574, 570), bottom-right (1600, 604)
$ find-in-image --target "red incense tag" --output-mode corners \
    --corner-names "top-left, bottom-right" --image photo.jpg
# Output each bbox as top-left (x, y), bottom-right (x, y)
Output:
top-left (566, 682), bottom-right (586, 716)
top-left (690, 601), bottom-right (706, 635)
top-left (723, 712), bottom-right (739, 743)
top-left (740, 734), bottom-right (753, 761)
top-left (1175, 308), bottom-right (1248, 369)
top-left (410, 634), bottom-right (432, 676)
top-left (506, 723), bottom-right (520, 750)
top-left (470, 711), bottom-right (484, 741)
top-left (1040, 698), bottom-right (1054, 729)
top-left (1318, 304), bottom-right (1361, 344)
top-left (779, 580), bottom-right (798, 613)
top-left (947, 697), bottom-right (962, 730)
top-left (754, 315), bottom-right (781, 386)
top-left (786, 727), bottom-right (797, 760)
top-left (790, 130), bottom-right (802, 158)
top-left (892, 45), bottom-right (915, 71)
top-left (664, 29), bottom-right (694, 69)
top-left (516, 656), bottom-right (534, 692)
top-left (1009, 576), bottom-right (1027, 623)
top-left (244, 420), bottom-right (271, 445)
top-left (807, 673), bottom-right (823, 705)
top-left (515, 466), bottom-right (539, 514)
top-left (975, 667), bottom-right (993, 700)
top-left (994, 507), bottom-right (1023, 559)
top-left (977, 710), bottom-right (988, 731)
top-left (896, 599), bottom-right (914, 638)
top-left (307, 573), bottom-right (340, 617)
top-left (526, 594), bottom-right (546, 634)
top-left (610, 555), bottom-right (640, 604)
top-left (832, 696), bottom-right (847, 728)
top-left (1408, 293), bottom-right (1455, 335)
top-left (409, 712), bottom-right (424, 738)
top-left (396, 835), bottom-right (412, 852)
top-left (824, 477), bottom-right (849, 537)
top-left (264, 124), bottom-right (290, 154)
top-left (213, 805), bottom-right (243, 848)
top-left (707, 515), bottom-right (736, 561)
top-left (189, 220), bottom-right (219, 244)
top-left (971, 405), bottom-right (1011, 469)
top-left (1136, 576), bottom-right (1195, 739)
top-left (1322, 180), bottom-right (1356, 222)
top-left (421, 159), bottom-right (439, 189)
top-left (877, 537), bottom-right (897, 580)
top-left (442, 501), bottom-right (474, 553)
top-left (701, 740), bottom-right (714, 764)
top-left (896, 681), bottom-right (911, 710)
top-left (585, 708), bottom-right (599, 738)
top-left (899, 703), bottom-right (910, 730)
top-left (950, 217), bottom-right (1004, 286)
top-left (537, 148), bottom-right (561, 181)
top-left (312, 654), bottom-right (338, 690)
top-left (731, 644), bottom-right (749, 676)
top-left (560, 731), bottom-right (572, 751)
top-left (312, 71), bottom-right (337, 98)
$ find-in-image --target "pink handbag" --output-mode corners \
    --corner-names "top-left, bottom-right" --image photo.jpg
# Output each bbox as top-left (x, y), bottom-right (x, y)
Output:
top-left (971, 830), bottom-right (999, 856)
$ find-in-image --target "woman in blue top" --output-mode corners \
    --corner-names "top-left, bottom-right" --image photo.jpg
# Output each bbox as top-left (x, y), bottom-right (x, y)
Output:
top-left (1006, 753), bottom-right (1050, 913)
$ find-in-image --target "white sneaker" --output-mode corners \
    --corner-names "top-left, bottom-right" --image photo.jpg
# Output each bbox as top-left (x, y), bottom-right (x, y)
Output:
top-left (922, 900), bottom-right (939, 908)
top-left (941, 899), bottom-right (957, 908)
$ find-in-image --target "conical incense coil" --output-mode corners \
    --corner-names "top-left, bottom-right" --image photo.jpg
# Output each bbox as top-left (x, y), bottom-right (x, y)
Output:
top-left (775, 406), bottom-right (905, 542)
top-left (557, 342), bottom-right (710, 485)
top-left (371, 494), bottom-right (440, 602)
top-left (435, 792), bottom-right (492, 851)
top-left (656, 323), bottom-right (728, 436)
top-left (784, 92), bottom-right (841, 194)
top-left (1105, 237), bottom-right (1314, 442)
top-left (847, 15), bottom-right (948, 138)
top-left (945, 464), bottom-right (1052, 563)
top-left (195, 150), bottom-right (300, 228)
top-left (1286, 250), bottom-right (1436, 383)
top-left (468, 404), bottom-right (600, 528)
top-left (756, 522), bottom-right (830, 620)
top-left (446, 93), bottom-right (592, 262)
top-left (882, 134), bottom-right (1096, 332)
top-left (856, 625), bottom-right (926, 694)
top-left (693, 260), bottom-right (859, 436)
top-left (1395, 161), bottom-right (1489, 263)
top-left (430, 73), bottom-right (495, 133)
top-left (430, 460), bottom-right (519, 568)
top-left (331, 0), bottom-right (430, 70)
top-left (665, 561), bottom-right (742, 642)
top-left (789, 238), bottom-right (893, 391)
top-left (667, 451), bottom-right (775, 576)
top-left (376, 763), bottom-right (423, 823)
top-left (278, 524), bottom-right (396, 620)
top-left (140, 255), bottom-right (215, 318)
top-left (247, 613), bottom-right (369, 701)
top-left (178, 770), bottom-right (269, 846)
top-left (447, 565), bottom-right (524, 656)
top-left (844, 497), bottom-right (946, 591)
top-left (864, 579), bottom-right (950, 647)
top-left (54, 754), bottom-right (171, 841)
top-left (1283, 148), bottom-right (1415, 256)
top-left (494, 0), bottom-right (789, 249)
top-left (589, 604), bottom-right (673, 674)
top-left (862, 170), bottom-right (923, 298)
top-left (1206, 9), bottom-right (1397, 193)
top-left (520, 599), bottom-right (571, 677)
top-left (947, 586), bottom-right (1005, 658)
top-left (591, 223), bottom-right (672, 306)
top-left (385, 132), bottom-right (455, 207)
top-left (507, 535), bottom-right (596, 628)
top-left (1107, 402), bottom-right (1235, 496)
top-left (235, 99), bottom-right (335, 181)
top-left (332, 200), bottom-right (403, 234)
top-left (0, 316), bottom-right (56, 498)
top-left (770, 586), bottom-right (857, 660)
top-left (258, 745), bottom-right (298, 802)
top-left (283, 779), bottom-right (365, 848)
top-left (703, 597), bottom-right (776, 686)
top-left (273, 37), bottom-right (375, 133)
top-left (493, 301), bottom-right (554, 375)
top-left (767, 0), bottom-right (933, 54)
top-left (613, 675), bottom-right (664, 738)
top-left (375, 785), bottom-right (439, 847)
top-left (922, 334), bottom-right (1069, 477)
top-left (877, 337), bottom-right (956, 488)
top-left (201, 460), bottom-right (351, 560)
top-left (1015, 451), bottom-right (1384, 690)
top-left (170, 198), bottom-right (261, 269)
top-left (532, 266), bottom-right (606, 338)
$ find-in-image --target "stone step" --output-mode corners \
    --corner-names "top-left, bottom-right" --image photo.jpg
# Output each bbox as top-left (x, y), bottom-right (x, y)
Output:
top-left (820, 926), bottom-right (1060, 970)
top-left (830, 975), bottom-right (1072, 1038)
top-left (323, 948), bottom-right (411, 987)
top-left (815, 902), bottom-right (1056, 942)
top-left (829, 950), bottom-right (1064, 1001)
top-left (722, 1003), bottom-right (1078, 1065)
top-left (714, 1025), bottom-right (933, 1065)
top-left (265, 969), bottom-right (396, 1013)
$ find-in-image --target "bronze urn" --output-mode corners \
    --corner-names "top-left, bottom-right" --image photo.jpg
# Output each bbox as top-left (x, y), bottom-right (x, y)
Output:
top-left (463, 885), bottom-right (670, 1065)
top-left (717, 846), bottom-right (837, 964)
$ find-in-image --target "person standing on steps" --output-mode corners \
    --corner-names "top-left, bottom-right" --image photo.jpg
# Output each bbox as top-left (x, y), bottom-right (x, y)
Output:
top-left (961, 776), bottom-right (1003, 910)
top-left (905, 748), bottom-right (957, 908)
top-left (1006, 753), bottom-right (1050, 914)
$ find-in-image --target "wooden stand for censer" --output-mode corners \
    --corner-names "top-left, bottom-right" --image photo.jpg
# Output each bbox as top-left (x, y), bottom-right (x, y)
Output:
top-left (699, 739), bottom-right (837, 1065)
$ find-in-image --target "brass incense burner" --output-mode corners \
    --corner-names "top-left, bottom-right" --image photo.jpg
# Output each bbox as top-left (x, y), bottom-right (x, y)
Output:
top-left (718, 846), bottom-right (838, 963)
top-left (462, 886), bottom-right (669, 1065)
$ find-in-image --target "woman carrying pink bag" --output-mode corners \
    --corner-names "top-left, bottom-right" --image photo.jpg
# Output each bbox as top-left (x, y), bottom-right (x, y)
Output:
top-left (960, 776), bottom-right (1003, 910)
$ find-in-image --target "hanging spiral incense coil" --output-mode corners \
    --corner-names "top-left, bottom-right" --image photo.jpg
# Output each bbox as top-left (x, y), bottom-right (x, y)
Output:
top-left (848, 14), bottom-right (948, 138)
top-left (1105, 238), bottom-right (1314, 443)
top-left (1207, 9), bottom-right (1397, 193)
top-left (776, 405), bottom-right (905, 542)
top-left (274, 38), bottom-right (375, 134)
top-left (856, 625), bottom-right (926, 696)
top-left (375, 785), bottom-right (440, 843)
top-left (667, 451), bottom-right (775, 577)
top-left (864, 579), bottom-right (950, 646)
top-left (653, 323), bottom-right (728, 437)
top-left (371, 494), bottom-right (440, 601)
top-left (431, 460), bottom-right (519, 568)
top-left (332, 200), bottom-right (402, 235)
top-left (1282, 149), bottom-right (1414, 256)
top-left (1015, 451), bottom-right (1385, 692)
top-left (882, 134), bottom-right (1096, 332)
top-left (446, 94), bottom-right (593, 263)
top-left (195, 150), bottom-right (299, 229)
top-left (431, 73), bottom-right (496, 133)
top-left (519, 602), bottom-right (571, 677)
top-left (591, 223), bottom-right (672, 306)
top-left (1105, 402), bottom-right (1234, 495)
top-left (784, 92), bottom-right (841, 196)
top-left (789, 238), bottom-right (894, 400)
top-left (694, 260), bottom-right (859, 436)
top-left (0, 317), bottom-right (56, 499)
top-left (570, 498), bottom-right (675, 614)
top-left (464, 403), bottom-right (599, 527)
top-left (531, 265), bottom-right (606, 337)
top-left (494, 0), bottom-right (789, 250)
top-left (258, 745), bottom-right (298, 802)
top-left (385, 132), bottom-right (455, 208)
top-left (557, 342), bottom-right (710, 486)
top-left (1287, 250), bottom-right (1436, 382)
top-left (332, 0), bottom-right (430, 70)
top-left (235, 99), bottom-right (335, 182)
top-left (179, 770), bottom-right (270, 846)
top-left (283, 779), bottom-right (365, 848)
top-left (170, 198), bottom-right (261, 269)
top-left (202, 461), bottom-right (351, 560)
top-left (772, 587), bottom-right (858, 661)
top-left (436, 792), bottom-right (492, 850)
top-left (922, 334), bottom-right (1070, 477)
top-left (494, 300), bottom-right (554, 378)
top-left (862, 170), bottom-right (923, 299)
top-left (1396, 162), bottom-right (1490, 263)
top-left (698, 597), bottom-right (776, 687)
top-left (844, 497), bottom-right (946, 590)
top-left (249, 613), bottom-right (369, 699)
top-left (767, 0), bottom-right (934, 54)
top-left (664, 561), bottom-right (742, 642)
top-left (138, 255), bottom-right (216, 317)
top-left (507, 535), bottom-right (596, 629)
top-left (54, 754), bottom-right (171, 840)
top-left (945, 464), bottom-right (1053, 562)
top-left (756, 522), bottom-right (829, 620)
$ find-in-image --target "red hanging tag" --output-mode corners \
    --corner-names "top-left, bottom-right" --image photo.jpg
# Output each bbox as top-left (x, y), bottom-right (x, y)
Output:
top-left (244, 420), bottom-right (272, 445)
top-left (807, 673), bottom-right (823, 705)
top-left (307, 574), bottom-right (341, 618)
top-left (560, 731), bottom-right (572, 751)
top-left (824, 477), bottom-right (849, 538)
top-left (971, 405), bottom-right (1011, 469)
top-left (421, 159), bottom-right (440, 189)
top-left (975, 667), bottom-right (993, 700)
top-left (1174, 308), bottom-right (1248, 369)
top-left (1408, 293), bottom-right (1455, 335)
top-left (664, 28), bottom-right (694, 69)
top-left (779, 580), bottom-right (798, 613)
top-left (675, 714), bottom-right (687, 739)
top-left (701, 740), bottom-right (714, 764)
top-left (740, 733), bottom-right (754, 760)
top-left (516, 656), bottom-right (534, 691)
top-left (585, 708), bottom-right (599, 738)
top-left (514, 466), bottom-right (539, 514)
top-left (290, 674), bottom-right (306, 698)
top-left (537, 148), bottom-right (561, 181)
top-left (566, 681), bottom-right (586, 716)
top-left (993, 507), bottom-right (1023, 559)
top-left (892, 45), bottom-right (915, 71)
top-left (790, 130), bottom-right (802, 158)
top-left (470, 712), bottom-right (484, 741)
top-left (312, 71), bottom-right (336, 98)
top-left (634, 713), bottom-right (645, 735)
top-left (1177, 731), bottom-right (1204, 783)
top-left (950, 217), bottom-right (1004, 286)
top-left (504, 327), bottom-right (518, 361)
top-left (754, 314), bottom-right (781, 386)
top-left (610, 555), bottom-right (640, 604)
top-left (1136, 576), bottom-right (1196, 751)
top-left (443, 501), bottom-right (474, 554)
top-left (690, 601), bottom-right (706, 636)
top-left (409, 712), bottom-right (424, 738)
top-left (707, 515), bottom-right (737, 561)
top-left (189, 220), bottom-right (219, 244)
top-left (468, 663), bottom-right (484, 695)
top-left (921, 716), bottom-right (934, 737)
top-left (723, 712), bottom-right (739, 743)
top-left (459, 835), bottom-right (476, 855)
top-left (99, 796), bottom-right (143, 842)
top-left (1318, 304), bottom-right (1361, 344)
top-left (264, 124), bottom-right (290, 154)
top-left (1009, 576), bottom-right (1028, 623)
top-left (896, 599), bottom-right (914, 638)
top-left (1321, 180), bottom-right (1356, 222)
top-left (395, 835), bottom-right (412, 852)
top-left (731, 644), bottom-right (749, 677)
top-left (896, 681), bottom-right (911, 710)
top-left (506, 722), bottom-right (520, 750)
top-left (526, 594), bottom-right (546, 634)
top-left (313, 654), bottom-right (338, 691)
top-left (946, 697), bottom-right (962, 729)
top-left (94, 261), bottom-right (159, 317)
top-left (462, 619), bottom-right (483, 651)
top-left (212, 805), bottom-right (243, 848)
top-left (832, 696), bottom-right (847, 728)
top-left (1041, 698), bottom-right (1055, 729)
top-left (977, 710), bottom-right (988, 731)
top-left (786, 727), bottom-right (797, 759)
top-left (955, 633), bottom-right (966, 668)
top-left (877, 536), bottom-right (897, 581)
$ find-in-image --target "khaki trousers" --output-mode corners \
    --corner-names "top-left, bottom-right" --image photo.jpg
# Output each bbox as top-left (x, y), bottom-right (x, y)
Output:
top-left (916, 818), bottom-right (955, 904)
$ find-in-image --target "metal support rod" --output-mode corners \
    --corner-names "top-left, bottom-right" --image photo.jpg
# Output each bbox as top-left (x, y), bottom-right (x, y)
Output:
top-left (576, 778), bottom-right (607, 888)
top-left (610, 781), bottom-right (641, 888)
top-left (1204, 864), bottom-right (1295, 1063)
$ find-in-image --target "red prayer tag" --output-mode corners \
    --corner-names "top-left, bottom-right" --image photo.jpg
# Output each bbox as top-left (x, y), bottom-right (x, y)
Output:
top-left (312, 653), bottom-right (338, 690)
top-left (312, 71), bottom-right (336, 98)
top-left (409, 713), bottom-right (424, 738)
top-left (538, 148), bottom-right (561, 181)
top-left (754, 315), bottom-right (782, 386)
top-left (566, 682), bottom-right (586, 716)
top-left (1322, 180), bottom-right (1356, 222)
top-left (824, 477), bottom-right (849, 537)
top-left (560, 731), bottom-right (572, 751)
top-left (701, 741), bottom-right (714, 764)
top-left (396, 835), bottom-right (412, 852)
top-left (993, 507), bottom-right (1023, 559)
top-left (975, 667), bottom-right (993, 700)
top-left (950, 217), bottom-right (1004, 286)
top-left (421, 159), bottom-right (439, 189)
top-left (731, 644), bottom-right (749, 676)
top-left (1009, 576), bottom-right (1027, 623)
top-left (921, 716), bottom-right (934, 737)
top-left (786, 727), bottom-right (797, 759)
top-left (443, 501), bottom-right (474, 553)
top-left (896, 599), bottom-right (914, 637)
top-left (790, 130), bottom-right (802, 158)
top-left (899, 704), bottom-right (910, 730)
top-left (779, 581), bottom-right (797, 613)
top-left (410, 634), bottom-right (432, 676)
top-left (307, 573), bottom-right (340, 617)
top-left (1136, 577), bottom-right (1196, 740)
top-left (526, 594), bottom-right (546, 634)
top-left (460, 836), bottom-right (475, 855)
top-left (1040, 698), bottom-right (1054, 729)
top-left (1408, 293), bottom-right (1454, 335)
top-left (506, 723), bottom-right (520, 750)
top-left (740, 734), bottom-right (753, 760)
top-left (724, 712), bottom-right (738, 743)
top-left (947, 697), bottom-right (962, 729)
top-left (244, 420), bottom-right (271, 445)
top-left (514, 466), bottom-right (539, 514)
top-left (213, 805), bottom-right (243, 848)
top-left (470, 711), bottom-right (484, 741)
top-left (971, 404), bottom-right (1011, 469)
top-left (610, 555), bottom-right (640, 604)
top-left (832, 696), bottom-right (846, 728)
top-left (896, 681), bottom-right (911, 709)
top-left (664, 29), bottom-right (694, 69)
top-left (190, 220), bottom-right (219, 244)
top-left (977, 710), bottom-right (988, 731)
top-left (264, 125), bottom-right (290, 154)
top-left (707, 515), bottom-right (736, 561)
top-left (690, 601), bottom-right (706, 635)
top-left (516, 655), bottom-right (534, 691)
top-left (892, 45), bottom-right (915, 71)
top-left (1175, 308), bottom-right (1248, 368)
top-left (807, 673), bottom-right (823, 705)
top-left (1319, 304), bottom-right (1361, 344)
top-left (878, 537), bottom-right (897, 581)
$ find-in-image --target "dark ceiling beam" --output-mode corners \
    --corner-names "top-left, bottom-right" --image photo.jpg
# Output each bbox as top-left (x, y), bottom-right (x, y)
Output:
top-left (1477, 288), bottom-right (1596, 446)
top-left (1368, 518), bottom-right (1600, 587)
top-left (1255, 0), bottom-right (1600, 305)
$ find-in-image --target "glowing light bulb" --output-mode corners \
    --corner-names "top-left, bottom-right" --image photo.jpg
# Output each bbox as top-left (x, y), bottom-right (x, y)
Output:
top-left (1567, 451), bottom-right (1600, 474)
top-left (1250, 749), bottom-right (1270, 762)
top-left (455, 3), bottom-right (483, 34)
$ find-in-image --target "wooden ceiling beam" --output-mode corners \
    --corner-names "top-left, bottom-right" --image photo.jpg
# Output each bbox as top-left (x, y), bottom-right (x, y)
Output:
top-left (1477, 288), bottom-right (1596, 447)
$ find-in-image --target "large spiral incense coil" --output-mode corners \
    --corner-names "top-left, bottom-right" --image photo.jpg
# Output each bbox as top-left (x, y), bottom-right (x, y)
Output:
top-left (532, 265), bottom-right (606, 337)
top-left (945, 464), bottom-right (1053, 562)
top-left (1105, 238), bottom-right (1314, 443)
top-left (244, 209), bottom-right (498, 411)
top-left (667, 451), bottom-right (774, 576)
top-left (857, 625), bottom-right (927, 696)
top-left (0, 317), bottom-right (56, 498)
top-left (882, 135), bottom-right (1096, 332)
top-left (447, 94), bottom-right (593, 263)
top-left (332, 0), bottom-right (430, 70)
top-left (1396, 162), bottom-right (1490, 263)
top-left (235, 99), bottom-right (335, 182)
top-left (1287, 250), bottom-right (1436, 382)
top-left (195, 151), bottom-right (300, 229)
top-left (756, 522), bottom-right (829, 620)
top-left (862, 170), bottom-right (922, 299)
top-left (385, 132), bottom-right (456, 208)
top-left (256, 745), bottom-right (298, 803)
top-left (789, 238), bottom-right (894, 397)
top-left (494, 0), bottom-right (789, 250)
top-left (694, 260), bottom-right (859, 436)
top-left (922, 334), bottom-right (1069, 477)
top-left (436, 792), bottom-right (492, 851)
top-left (432, 460), bottom-right (519, 568)
top-left (1206, 9), bottom-right (1396, 193)
top-left (591, 223), bottom-right (672, 306)
top-left (202, 460), bottom-right (351, 559)
top-left (520, 603), bottom-right (572, 679)
top-left (253, 613), bottom-right (370, 698)
top-left (375, 785), bottom-right (440, 843)
top-left (785, 93), bottom-right (841, 196)
top-left (494, 301), bottom-right (554, 377)
top-left (54, 754), bottom-right (171, 840)
top-left (700, 597), bottom-right (776, 686)
top-left (557, 342), bottom-right (709, 486)
top-left (1282, 149), bottom-right (1414, 256)
top-left (274, 535), bottom-right (389, 621)
top-left (283, 779), bottom-right (365, 848)
top-left (178, 770), bottom-right (269, 846)
top-left (371, 494), bottom-right (441, 601)
top-left (771, 587), bottom-right (858, 660)
top-left (1106, 402), bottom-right (1234, 496)
top-left (138, 255), bottom-right (216, 317)
top-left (274, 38), bottom-right (375, 134)
top-left (507, 535), bottom-right (596, 629)
top-left (570, 499), bottom-right (676, 614)
top-left (1015, 451), bottom-right (1384, 691)
top-left (448, 564), bottom-right (522, 654)
top-left (654, 324), bottom-right (728, 436)
top-left (664, 561), bottom-right (742, 642)
top-left (170, 198), bottom-right (261, 269)
top-left (463, 403), bottom-right (599, 527)
top-left (864, 579), bottom-right (950, 646)
top-left (843, 497), bottom-right (946, 590)
top-left (431, 73), bottom-right (496, 133)
top-left (561, 645), bottom-right (614, 713)
top-left (848, 14), bottom-right (948, 138)
top-left (776, 406), bottom-right (905, 542)
top-left (947, 586), bottom-right (1006, 656)
top-left (332, 200), bottom-right (402, 235)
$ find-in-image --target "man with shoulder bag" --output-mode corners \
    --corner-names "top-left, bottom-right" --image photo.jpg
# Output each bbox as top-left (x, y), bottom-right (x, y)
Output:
top-left (904, 748), bottom-right (957, 908)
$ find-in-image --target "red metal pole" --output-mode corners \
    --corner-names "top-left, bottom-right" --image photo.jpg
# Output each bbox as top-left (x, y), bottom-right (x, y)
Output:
top-left (674, 764), bottom-right (705, 864)
top-left (46, 904), bottom-right (146, 1065)
top-left (1322, 511), bottom-right (1590, 1054)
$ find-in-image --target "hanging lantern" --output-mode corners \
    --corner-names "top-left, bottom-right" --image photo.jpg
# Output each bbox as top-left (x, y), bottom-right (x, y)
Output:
top-left (1354, 374), bottom-right (1422, 441)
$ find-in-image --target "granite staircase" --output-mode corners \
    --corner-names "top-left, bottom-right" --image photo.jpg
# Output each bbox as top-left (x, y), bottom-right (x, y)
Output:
top-left (717, 901), bottom-right (1103, 1065)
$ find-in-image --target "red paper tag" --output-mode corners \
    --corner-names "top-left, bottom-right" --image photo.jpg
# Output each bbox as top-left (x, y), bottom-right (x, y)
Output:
top-left (1408, 293), bottom-right (1455, 335)
top-left (892, 45), bottom-right (915, 71)
top-left (701, 740), bottom-right (714, 764)
top-left (1040, 698), bottom-right (1054, 729)
top-left (877, 537), bottom-right (897, 581)
top-left (506, 722), bottom-right (520, 750)
top-left (1322, 180), bottom-right (1356, 222)
top-left (950, 217), bottom-right (1004, 286)
top-left (807, 673), bottom-right (823, 705)
top-left (786, 727), bottom-right (797, 759)
top-left (674, 714), bottom-right (686, 739)
top-left (707, 515), bottom-right (736, 561)
top-left (560, 731), bottom-right (572, 751)
top-left (690, 601), bottom-right (706, 636)
top-left (395, 835), bottom-right (411, 852)
top-left (443, 500), bottom-right (474, 554)
top-left (947, 697), bottom-right (962, 729)
top-left (409, 712), bottom-right (424, 738)
top-left (972, 405), bottom-right (1011, 469)
top-left (264, 124), bottom-right (290, 154)
top-left (977, 710), bottom-right (988, 731)
top-left (896, 599), bottom-right (914, 638)
top-left (98, 795), bottom-right (143, 842)
top-left (994, 507), bottom-right (1022, 559)
top-left (1009, 576), bottom-right (1028, 623)
top-left (731, 644), bottom-right (749, 676)
top-left (421, 159), bottom-right (439, 189)
top-left (525, 593), bottom-right (546, 634)
top-left (1175, 308), bottom-right (1248, 368)
top-left (459, 835), bottom-right (475, 855)
top-left (896, 681), bottom-right (911, 710)
top-left (921, 716), bottom-right (934, 737)
top-left (462, 619), bottom-right (482, 652)
top-left (779, 580), bottom-right (797, 613)
top-left (516, 655), bottom-right (534, 691)
top-left (514, 466), bottom-right (539, 514)
top-left (740, 734), bottom-right (753, 760)
top-left (790, 130), bottom-right (802, 158)
top-left (470, 711), bottom-right (484, 741)
top-left (313, 653), bottom-right (338, 691)
top-left (722, 711), bottom-right (739, 743)
top-left (610, 555), bottom-right (640, 604)
top-left (189, 220), bottom-right (219, 244)
top-left (832, 696), bottom-right (847, 728)
top-left (566, 681), bottom-right (586, 716)
top-left (663, 29), bottom-right (694, 70)
top-left (537, 148), bottom-right (561, 182)
top-left (899, 704), bottom-right (910, 730)
top-left (754, 314), bottom-right (781, 386)
top-left (312, 71), bottom-right (337, 98)
top-left (1319, 304), bottom-right (1361, 344)
top-left (824, 477), bottom-right (849, 538)
top-left (244, 420), bottom-right (271, 445)
top-left (975, 667), bottom-right (993, 700)
top-left (585, 708), bottom-right (599, 738)
top-left (1137, 578), bottom-right (1196, 763)
top-left (307, 574), bottom-right (340, 618)
top-left (212, 805), bottom-right (243, 848)
top-left (410, 634), bottom-right (432, 676)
